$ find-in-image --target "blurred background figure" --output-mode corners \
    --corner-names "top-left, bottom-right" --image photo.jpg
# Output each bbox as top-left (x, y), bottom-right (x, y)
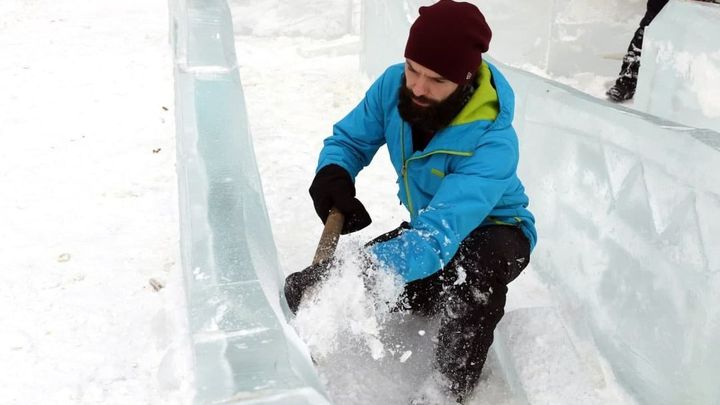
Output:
top-left (606, 0), bottom-right (668, 102)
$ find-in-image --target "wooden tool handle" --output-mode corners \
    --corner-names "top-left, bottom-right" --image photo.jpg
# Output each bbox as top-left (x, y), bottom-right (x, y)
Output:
top-left (312, 208), bottom-right (345, 265)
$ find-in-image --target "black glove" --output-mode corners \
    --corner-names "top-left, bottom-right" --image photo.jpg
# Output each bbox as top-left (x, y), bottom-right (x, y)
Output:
top-left (284, 259), bottom-right (333, 314)
top-left (309, 164), bottom-right (371, 234)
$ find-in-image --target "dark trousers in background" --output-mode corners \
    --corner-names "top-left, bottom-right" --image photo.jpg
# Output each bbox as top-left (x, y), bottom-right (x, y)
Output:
top-left (612, 0), bottom-right (669, 97)
top-left (368, 224), bottom-right (531, 401)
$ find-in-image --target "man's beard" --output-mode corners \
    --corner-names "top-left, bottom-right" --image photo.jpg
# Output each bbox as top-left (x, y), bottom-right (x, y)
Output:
top-left (397, 76), bottom-right (475, 133)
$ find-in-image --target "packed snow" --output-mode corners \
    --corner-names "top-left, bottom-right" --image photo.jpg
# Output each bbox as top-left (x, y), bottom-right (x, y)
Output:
top-left (0, 0), bottom-right (190, 403)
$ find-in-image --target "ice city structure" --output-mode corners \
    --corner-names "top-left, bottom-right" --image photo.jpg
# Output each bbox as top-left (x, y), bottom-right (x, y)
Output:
top-left (170, 0), bottom-right (720, 403)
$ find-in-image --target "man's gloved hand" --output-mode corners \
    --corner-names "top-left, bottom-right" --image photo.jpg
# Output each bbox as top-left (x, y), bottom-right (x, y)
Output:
top-left (284, 259), bottom-right (333, 314)
top-left (309, 164), bottom-right (371, 234)
top-left (284, 251), bottom-right (382, 314)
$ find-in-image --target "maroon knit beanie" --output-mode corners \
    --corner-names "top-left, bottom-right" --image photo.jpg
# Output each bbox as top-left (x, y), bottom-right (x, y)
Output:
top-left (404, 0), bottom-right (492, 85)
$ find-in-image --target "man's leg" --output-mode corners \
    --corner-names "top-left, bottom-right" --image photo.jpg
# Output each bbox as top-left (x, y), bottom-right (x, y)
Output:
top-left (401, 262), bottom-right (445, 316)
top-left (432, 225), bottom-right (530, 401)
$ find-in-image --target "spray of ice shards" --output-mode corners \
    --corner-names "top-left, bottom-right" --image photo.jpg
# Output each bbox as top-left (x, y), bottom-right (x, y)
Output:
top-left (291, 242), bottom-right (406, 361)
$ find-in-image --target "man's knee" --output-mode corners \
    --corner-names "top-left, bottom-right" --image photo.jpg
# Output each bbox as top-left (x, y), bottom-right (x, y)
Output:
top-left (456, 225), bottom-right (530, 285)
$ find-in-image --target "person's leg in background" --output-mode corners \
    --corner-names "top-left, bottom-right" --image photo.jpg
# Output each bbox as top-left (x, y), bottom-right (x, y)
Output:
top-left (607, 0), bottom-right (669, 102)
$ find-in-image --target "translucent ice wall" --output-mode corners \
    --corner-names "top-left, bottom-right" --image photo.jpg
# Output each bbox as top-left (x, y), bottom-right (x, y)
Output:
top-left (508, 70), bottom-right (720, 405)
top-left (169, 0), bottom-right (330, 403)
top-left (540, 0), bottom-right (644, 77)
top-left (635, 0), bottom-right (720, 133)
top-left (361, 0), bottom-right (645, 78)
top-left (362, 0), bottom-right (720, 404)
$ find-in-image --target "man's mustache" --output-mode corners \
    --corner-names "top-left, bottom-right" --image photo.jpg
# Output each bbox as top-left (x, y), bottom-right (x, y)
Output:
top-left (407, 89), bottom-right (436, 106)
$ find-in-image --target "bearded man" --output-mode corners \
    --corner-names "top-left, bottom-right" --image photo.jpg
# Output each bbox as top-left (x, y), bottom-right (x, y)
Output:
top-left (285, 1), bottom-right (537, 402)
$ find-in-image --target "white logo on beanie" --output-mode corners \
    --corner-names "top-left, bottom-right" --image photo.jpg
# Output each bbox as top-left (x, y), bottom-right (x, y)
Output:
top-left (466, 72), bottom-right (472, 80)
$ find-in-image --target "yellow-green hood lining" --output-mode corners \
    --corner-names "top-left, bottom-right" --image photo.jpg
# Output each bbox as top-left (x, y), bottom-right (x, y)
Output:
top-left (450, 61), bottom-right (499, 126)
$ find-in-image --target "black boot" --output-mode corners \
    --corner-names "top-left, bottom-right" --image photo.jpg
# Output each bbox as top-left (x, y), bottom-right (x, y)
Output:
top-left (607, 26), bottom-right (644, 102)
top-left (606, 77), bottom-right (637, 102)
top-left (284, 259), bottom-right (332, 314)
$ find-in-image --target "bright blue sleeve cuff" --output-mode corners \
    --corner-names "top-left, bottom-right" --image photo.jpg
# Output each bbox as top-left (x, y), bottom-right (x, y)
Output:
top-left (368, 233), bottom-right (444, 283)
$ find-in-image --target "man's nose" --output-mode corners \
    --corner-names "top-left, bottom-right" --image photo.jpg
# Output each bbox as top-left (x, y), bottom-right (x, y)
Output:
top-left (410, 76), bottom-right (429, 97)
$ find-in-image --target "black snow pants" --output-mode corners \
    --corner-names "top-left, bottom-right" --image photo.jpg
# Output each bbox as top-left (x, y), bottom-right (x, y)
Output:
top-left (367, 223), bottom-right (531, 401)
top-left (613, 0), bottom-right (669, 93)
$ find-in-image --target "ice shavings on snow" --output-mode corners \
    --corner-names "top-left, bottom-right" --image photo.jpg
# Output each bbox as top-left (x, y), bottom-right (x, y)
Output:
top-left (292, 243), bottom-right (405, 361)
top-left (453, 266), bottom-right (467, 286)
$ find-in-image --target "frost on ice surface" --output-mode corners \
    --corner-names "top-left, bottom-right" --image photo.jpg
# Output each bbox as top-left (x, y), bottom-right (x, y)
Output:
top-left (635, 0), bottom-right (720, 132)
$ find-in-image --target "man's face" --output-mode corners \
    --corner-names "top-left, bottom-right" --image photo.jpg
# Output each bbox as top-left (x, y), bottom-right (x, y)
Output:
top-left (398, 59), bottom-right (472, 133)
top-left (404, 59), bottom-right (459, 106)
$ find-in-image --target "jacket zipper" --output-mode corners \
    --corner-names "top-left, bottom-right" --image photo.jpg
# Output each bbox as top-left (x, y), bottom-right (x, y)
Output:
top-left (400, 124), bottom-right (473, 217)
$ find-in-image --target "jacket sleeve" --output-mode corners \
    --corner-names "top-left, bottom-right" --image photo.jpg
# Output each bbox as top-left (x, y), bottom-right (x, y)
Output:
top-left (369, 131), bottom-right (519, 282)
top-left (316, 71), bottom-right (390, 179)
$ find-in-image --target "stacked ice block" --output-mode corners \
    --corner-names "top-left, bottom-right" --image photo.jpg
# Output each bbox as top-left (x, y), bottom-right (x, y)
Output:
top-left (508, 66), bottom-right (720, 404)
top-left (635, 0), bottom-right (720, 132)
top-left (170, 0), bottom-right (330, 403)
top-left (361, 0), bottom-right (645, 78)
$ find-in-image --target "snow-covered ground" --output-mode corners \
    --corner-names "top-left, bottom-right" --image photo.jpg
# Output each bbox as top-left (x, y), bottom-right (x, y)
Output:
top-left (0, 0), bottom-right (190, 403)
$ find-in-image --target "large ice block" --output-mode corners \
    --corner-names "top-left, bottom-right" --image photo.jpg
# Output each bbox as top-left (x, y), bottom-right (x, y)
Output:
top-left (361, 0), bottom-right (720, 403)
top-left (505, 65), bottom-right (720, 404)
top-left (545, 0), bottom-right (644, 77)
top-left (361, 0), bottom-right (644, 79)
top-left (359, 0), bottom-right (414, 77)
top-left (229, 0), bottom-right (358, 38)
top-left (474, 0), bottom-right (555, 71)
top-left (634, 0), bottom-right (720, 133)
top-left (481, 0), bottom-right (644, 76)
top-left (170, 0), bottom-right (330, 403)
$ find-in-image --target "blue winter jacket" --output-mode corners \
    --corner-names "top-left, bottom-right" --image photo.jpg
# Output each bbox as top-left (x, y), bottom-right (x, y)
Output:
top-left (317, 61), bottom-right (537, 282)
